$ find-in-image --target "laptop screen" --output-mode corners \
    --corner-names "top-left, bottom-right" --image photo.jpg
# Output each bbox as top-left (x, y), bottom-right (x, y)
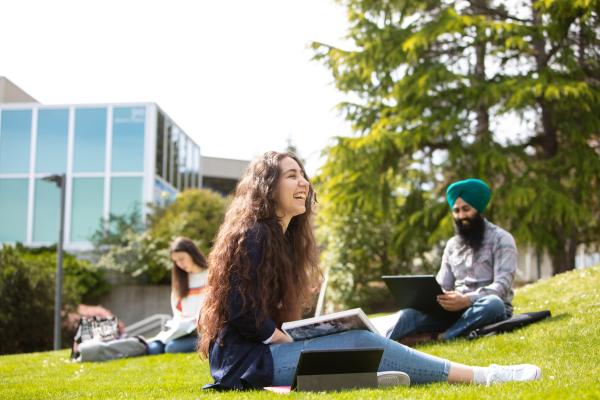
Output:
top-left (382, 275), bottom-right (461, 319)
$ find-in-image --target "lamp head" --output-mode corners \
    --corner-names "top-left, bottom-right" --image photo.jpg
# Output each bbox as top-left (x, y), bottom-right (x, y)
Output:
top-left (42, 174), bottom-right (64, 186)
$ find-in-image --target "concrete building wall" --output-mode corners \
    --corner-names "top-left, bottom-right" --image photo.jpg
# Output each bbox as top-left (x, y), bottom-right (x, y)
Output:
top-left (201, 156), bottom-right (248, 180)
top-left (517, 246), bottom-right (554, 282)
top-left (201, 155), bottom-right (249, 195)
top-left (98, 285), bottom-right (172, 327)
top-left (0, 77), bottom-right (38, 103)
top-left (516, 243), bottom-right (599, 282)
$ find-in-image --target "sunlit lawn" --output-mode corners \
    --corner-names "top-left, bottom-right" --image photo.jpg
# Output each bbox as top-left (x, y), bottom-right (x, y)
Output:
top-left (1, 265), bottom-right (599, 399)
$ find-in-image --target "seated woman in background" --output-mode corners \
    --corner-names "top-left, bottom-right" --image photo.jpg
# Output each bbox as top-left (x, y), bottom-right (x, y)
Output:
top-left (199, 151), bottom-right (542, 390)
top-left (147, 237), bottom-right (207, 355)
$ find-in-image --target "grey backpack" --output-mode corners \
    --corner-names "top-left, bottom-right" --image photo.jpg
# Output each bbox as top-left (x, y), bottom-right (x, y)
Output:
top-left (71, 316), bottom-right (148, 362)
top-left (76, 337), bottom-right (148, 362)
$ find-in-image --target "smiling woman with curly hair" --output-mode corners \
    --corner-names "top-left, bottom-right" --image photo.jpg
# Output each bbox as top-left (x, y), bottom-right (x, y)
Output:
top-left (199, 151), bottom-right (541, 391)
top-left (199, 151), bottom-right (320, 357)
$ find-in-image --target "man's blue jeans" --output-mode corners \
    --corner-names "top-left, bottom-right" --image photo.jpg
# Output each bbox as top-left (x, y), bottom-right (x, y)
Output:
top-left (269, 330), bottom-right (451, 386)
top-left (386, 295), bottom-right (509, 341)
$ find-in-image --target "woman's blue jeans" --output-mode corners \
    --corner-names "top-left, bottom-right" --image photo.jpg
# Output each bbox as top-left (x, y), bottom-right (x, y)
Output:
top-left (269, 330), bottom-right (450, 386)
top-left (147, 333), bottom-right (197, 355)
top-left (386, 295), bottom-right (509, 341)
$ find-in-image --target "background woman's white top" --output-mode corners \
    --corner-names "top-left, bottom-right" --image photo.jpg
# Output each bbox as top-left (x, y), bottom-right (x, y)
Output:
top-left (150, 270), bottom-right (208, 343)
top-left (171, 270), bottom-right (208, 321)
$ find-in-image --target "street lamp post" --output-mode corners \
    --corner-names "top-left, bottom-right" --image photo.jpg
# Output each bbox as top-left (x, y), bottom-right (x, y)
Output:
top-left (43, 173), bottom-right (66, 351)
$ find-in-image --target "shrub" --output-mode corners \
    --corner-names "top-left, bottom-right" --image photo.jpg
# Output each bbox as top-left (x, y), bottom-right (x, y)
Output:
top-left (0, 245), bottom-right (109, 354)
top-left (148, 188), bottom-right (229, 256)
top-left (94, 188), bottom-right (229, 283)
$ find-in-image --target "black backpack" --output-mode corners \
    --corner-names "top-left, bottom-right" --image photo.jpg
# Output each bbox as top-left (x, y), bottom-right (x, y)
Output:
top-left (467, 310), bottom-right (551, 339)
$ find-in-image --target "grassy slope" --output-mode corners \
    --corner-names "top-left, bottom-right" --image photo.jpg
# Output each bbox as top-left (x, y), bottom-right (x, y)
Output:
top-left (1, 265), bottom-right (599, 400)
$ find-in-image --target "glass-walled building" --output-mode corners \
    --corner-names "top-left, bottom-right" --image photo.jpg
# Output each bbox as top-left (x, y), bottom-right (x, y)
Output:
top-left (0, 103), bottom-right (201, 250)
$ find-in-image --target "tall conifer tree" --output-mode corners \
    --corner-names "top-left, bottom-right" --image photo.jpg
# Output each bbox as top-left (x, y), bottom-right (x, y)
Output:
top-left (314, 0), bottom-right (600, 307)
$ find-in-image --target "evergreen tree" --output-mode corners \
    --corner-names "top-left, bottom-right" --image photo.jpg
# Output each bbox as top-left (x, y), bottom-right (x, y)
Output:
top-left (313, 0), bottom-right (600, 306)
top-left (285, 134), bottom-right (307, 165)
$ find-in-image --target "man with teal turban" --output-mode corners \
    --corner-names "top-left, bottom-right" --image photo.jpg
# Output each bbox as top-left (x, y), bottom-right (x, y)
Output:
top-left (446, 178), bottom-right (491, 214)
top-left (387, 178), bottom-right (518, 344)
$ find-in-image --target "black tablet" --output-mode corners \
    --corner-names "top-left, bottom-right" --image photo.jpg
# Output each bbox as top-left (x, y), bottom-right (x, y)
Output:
top-left (382, 275), bottom-right (461, 319)
top-left (291, 348), bottom-right (383, 391)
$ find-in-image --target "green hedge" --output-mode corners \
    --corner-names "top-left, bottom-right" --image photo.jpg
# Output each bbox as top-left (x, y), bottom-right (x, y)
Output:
top-left (0, 245), bottom-right (109, 355)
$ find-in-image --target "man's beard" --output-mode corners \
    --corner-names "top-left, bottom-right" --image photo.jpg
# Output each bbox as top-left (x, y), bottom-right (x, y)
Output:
top-left (454, 213), bottom-right (486, 251)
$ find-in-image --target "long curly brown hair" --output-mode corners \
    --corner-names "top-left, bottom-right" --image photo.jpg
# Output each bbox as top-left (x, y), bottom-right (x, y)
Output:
top-left (198, 151), bottom-right (320, 356)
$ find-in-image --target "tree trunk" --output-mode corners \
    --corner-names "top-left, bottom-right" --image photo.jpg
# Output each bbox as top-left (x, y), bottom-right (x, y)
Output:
top-left (578, 19), bottom-right (586, 66)
top-left (551, 229), bottom-right (578, 275)
top-left (532, 1), bottom-right (559, 159)
top-left (473, 4), bottom-right (490, 142)
top-left (475, 40), bottom-right (490, 141)
top-left (532, 1), bottom-right (575, 275)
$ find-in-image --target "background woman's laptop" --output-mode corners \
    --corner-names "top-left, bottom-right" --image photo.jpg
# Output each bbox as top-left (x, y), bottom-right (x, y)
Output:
top-left (382, 275), bottom-right (462, 320)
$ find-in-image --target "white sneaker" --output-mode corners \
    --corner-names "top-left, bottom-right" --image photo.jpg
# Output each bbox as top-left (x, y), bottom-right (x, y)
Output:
top-left (377, 371), bottom-right (410, 387)
top-left (486, 364), bottom-right (542, 385)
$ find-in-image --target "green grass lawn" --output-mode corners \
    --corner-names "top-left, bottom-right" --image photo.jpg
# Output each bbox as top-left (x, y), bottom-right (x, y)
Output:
top-left (2, 265), bottom-right (600, 400)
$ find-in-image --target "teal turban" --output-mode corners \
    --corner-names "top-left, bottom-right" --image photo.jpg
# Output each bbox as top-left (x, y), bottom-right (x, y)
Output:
top-left (446, 179), bottom-right (491, 213)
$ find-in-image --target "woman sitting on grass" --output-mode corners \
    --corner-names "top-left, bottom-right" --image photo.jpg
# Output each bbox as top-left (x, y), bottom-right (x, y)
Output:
top-left (199, 151), bottom-right (541, 390)
top-left (147, 237), bottom-right (207, 355)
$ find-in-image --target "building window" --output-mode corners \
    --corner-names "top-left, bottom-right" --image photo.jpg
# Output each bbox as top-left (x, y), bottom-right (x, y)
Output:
top-left (155, 111), bottom-right (165, 178)
top-left (70, 177), bottom-right (104, 242)
top-left (185, 139), bottom-right (193, 189)
top-left (178, 134), bottom-right (187, 190)
top-left (0, 178), bottom-right (29, 242)
top-left (110, 177), bottom-right (142, 218)
top-left (165, 123), bottom-right (173, 185)
top-left (153, 177), bottom-right (177, 206)
top-left (202, 176), bottom-right (238, 196)
top-left (112, 107), bottom-right (145, 172)
top-left (33, 178), bottom-right (60, 242)
top-left (0, 109), bottom-right (32, 173)
top-left (36, 109), bottom-right (68, 174)
top-left (171, 126), bottom-right (180, 188)
top-left (73, 108), bottom-right (107, 173)
top-left (192, 146), bottom-right (200, 188)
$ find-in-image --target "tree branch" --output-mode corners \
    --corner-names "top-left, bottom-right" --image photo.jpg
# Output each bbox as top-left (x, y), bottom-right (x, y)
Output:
top-left (467, 0), bottom-right (533, 23)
